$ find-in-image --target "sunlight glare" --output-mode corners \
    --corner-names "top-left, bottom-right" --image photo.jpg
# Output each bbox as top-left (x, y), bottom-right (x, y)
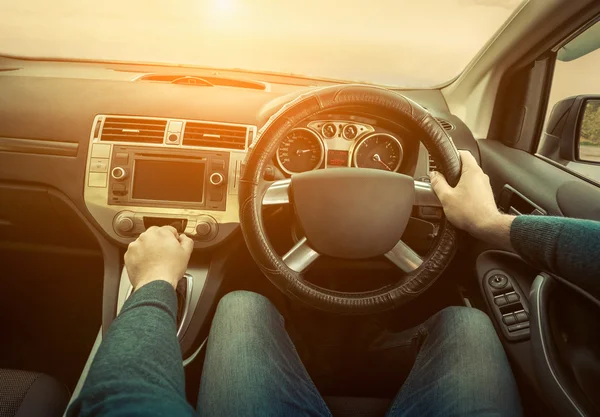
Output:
top-left (212, 0), bottom-right (236, 15)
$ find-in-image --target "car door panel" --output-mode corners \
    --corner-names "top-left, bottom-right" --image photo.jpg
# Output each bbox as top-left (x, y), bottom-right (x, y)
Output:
top-left (477, 137), bottom-right (600, 417)
top-left (479, 138), bottom-right (600, 218)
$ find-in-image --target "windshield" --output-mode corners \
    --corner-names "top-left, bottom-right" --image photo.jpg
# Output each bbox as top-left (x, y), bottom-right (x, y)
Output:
top-left (1, 0), bottom-right (523, 88)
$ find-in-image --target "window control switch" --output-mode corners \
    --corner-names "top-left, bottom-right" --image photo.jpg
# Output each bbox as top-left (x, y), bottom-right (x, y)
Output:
top-left (508, 322), bottom-right (530, 332)
top-left (494, 295), bottom-right (508, 306)
top-left (506, 292), bottom-right (520, 303)
top-left (515, 311), bottom-right (529, 323)
top-left (502, 313), bottom-right (517, 326)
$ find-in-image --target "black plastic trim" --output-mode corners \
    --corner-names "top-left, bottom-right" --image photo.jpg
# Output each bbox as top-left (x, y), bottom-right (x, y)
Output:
top-left (530, 274), bottom-right (587, 417)
top-left (45, 187), bottom-right (121, 336)
top-left (535, 153), bottom-right (600, 188)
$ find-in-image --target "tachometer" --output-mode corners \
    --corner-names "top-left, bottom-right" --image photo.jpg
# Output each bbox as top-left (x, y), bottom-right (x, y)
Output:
top-left (276, 128), bottom-right (324, 175)
top-left (353, 133), bottom-right (403, 171)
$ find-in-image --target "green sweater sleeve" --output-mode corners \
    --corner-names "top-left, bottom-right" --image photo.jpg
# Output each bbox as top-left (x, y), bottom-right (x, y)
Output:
top-left (67, 280), bottom-right (195, 417)
top-left (510, 215), bottom-right (600, 299)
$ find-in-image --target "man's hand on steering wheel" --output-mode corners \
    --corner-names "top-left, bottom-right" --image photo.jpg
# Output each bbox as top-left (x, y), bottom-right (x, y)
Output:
top-left (430, 150), bottom-right (514, 251)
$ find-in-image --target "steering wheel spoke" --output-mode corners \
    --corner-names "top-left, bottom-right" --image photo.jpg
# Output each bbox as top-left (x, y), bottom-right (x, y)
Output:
top-left (414, 180), bottom-right (442, 208)
top-left (262, 178), bottom-right (291, 206)
top-left (384, 240), bottom-right (423, 273)
top-left (283, 237), bottom-right (320, 273)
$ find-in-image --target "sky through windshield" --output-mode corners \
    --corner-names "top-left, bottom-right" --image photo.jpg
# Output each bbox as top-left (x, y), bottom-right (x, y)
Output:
top-left (0, 0), bottom-right (524, 87)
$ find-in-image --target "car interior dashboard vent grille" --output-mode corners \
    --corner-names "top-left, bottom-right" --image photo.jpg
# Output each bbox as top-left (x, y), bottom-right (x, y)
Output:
top-left (428, 153), bottom-right (438, 171)
top-left (135, 74), bottom-right (269, 91)
top-left (183, 122), bottom-right (248, 150)
top-left (435, 118), bottom-right (455, 131)
top-left (100, 117), bottom-right (166, 144)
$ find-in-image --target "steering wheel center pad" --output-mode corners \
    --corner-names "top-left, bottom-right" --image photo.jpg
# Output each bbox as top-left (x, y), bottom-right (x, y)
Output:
top-left (291, 168), bottom-right (414, 259)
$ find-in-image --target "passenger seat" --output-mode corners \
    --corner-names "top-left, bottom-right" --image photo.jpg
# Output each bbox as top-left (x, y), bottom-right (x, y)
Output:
top-left (0, 369), bottom-right (69, 417)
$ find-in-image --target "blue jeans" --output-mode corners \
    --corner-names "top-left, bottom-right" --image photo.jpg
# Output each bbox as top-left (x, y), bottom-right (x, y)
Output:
top-left (198, 291), bottom-right (522, 417)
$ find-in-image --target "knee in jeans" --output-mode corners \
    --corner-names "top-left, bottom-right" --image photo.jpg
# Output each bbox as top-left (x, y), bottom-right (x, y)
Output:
top-left (431, 306), bottom-right (495, 340)
top-left (214, 291), bottom-right (279, 328)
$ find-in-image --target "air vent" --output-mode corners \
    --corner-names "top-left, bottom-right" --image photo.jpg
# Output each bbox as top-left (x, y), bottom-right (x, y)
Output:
top-left (428, 154), bottom-right (438, 171)
top-left (435, 118), bottom-right (455, 131)
top-left (100, 117), bottom-right (166, 144)
top-left (183, 122), bottom-right (248, 150)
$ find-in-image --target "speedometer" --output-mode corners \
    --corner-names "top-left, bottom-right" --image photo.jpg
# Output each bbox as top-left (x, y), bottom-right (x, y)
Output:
top-left (353, 133), bottom-right (403, 172)
top-left (276, 128), bottom-right (324, 175)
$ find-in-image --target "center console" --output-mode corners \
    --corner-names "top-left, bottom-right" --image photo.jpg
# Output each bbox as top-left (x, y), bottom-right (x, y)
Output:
top-left (84, 115), bottom-right (255, 247)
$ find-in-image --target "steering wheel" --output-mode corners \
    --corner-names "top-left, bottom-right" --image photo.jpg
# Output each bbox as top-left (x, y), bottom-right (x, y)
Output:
top-left (239, 85), bottom-right (462, 314)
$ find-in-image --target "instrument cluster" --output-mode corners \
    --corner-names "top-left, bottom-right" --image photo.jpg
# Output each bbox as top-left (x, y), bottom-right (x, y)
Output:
top-left (275, 120), bottom-right (405, 175)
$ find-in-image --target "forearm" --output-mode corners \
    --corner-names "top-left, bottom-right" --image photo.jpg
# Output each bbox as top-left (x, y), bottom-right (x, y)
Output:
top-left (68, 280), bottom-right (193, 416)
top-left (469, 213), bottom-right (515, 252)
top-left (510, 216), bottom-right (600, 298)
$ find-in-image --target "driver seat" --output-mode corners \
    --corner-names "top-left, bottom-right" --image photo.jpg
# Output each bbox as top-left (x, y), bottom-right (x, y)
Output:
top-left (324, 396), bottom-right (393, 417)
top-left (0, 369), bottom-right (69, 417)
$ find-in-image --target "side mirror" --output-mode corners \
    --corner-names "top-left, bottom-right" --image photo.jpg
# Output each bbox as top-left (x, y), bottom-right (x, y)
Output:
top-left (538, 95), bottom-right (600, 163)
top-left (578, 99), bottom-right (600, 163)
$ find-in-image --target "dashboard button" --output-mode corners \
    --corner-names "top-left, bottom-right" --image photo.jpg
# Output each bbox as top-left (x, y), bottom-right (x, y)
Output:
top-left (114, 212), bottom-right (135, 234)
top-left (508, 322), bottom-right (530, 332)
top-left (112, 183), bottom-right (127, 196)
top-left (91, 143), bottom-right (111, 158)
top-left (88, 172), bottom-right (108, 188)
top-left (111, 167), bottom-right (128, 181)
top-left (194, 215), bottom-right (218, 241)
top-left (212, 160), bottom-right (225, 170)
top-left (494, 295), bottom-right (508, 306)
top-left (115, 152), bottom-right (129, 164)
top-left (196, 221), bottom-right (212, 237)
top-left (515, 311), bottom-right (529, 323)
top-left (209, 188), bottom-right (224, 202)
top-left (506, 292), bottom-right (520, 303)
top-left (489, 274), bottom-right (508, 289)
top-left (209, 172), bottom-right (224, 186)
top-left (90, 158), bottom-right (108, 173)
top-left (502, 314), bottom-right (517, 326)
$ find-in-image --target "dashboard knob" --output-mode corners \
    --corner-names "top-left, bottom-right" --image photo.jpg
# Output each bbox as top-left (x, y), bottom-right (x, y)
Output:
top-left (114, 212), bottom-right (135, 234)
top-left (111, 167), bottom-right (128, 181)
top-left (209, 172), bottom-right (224, 186)
top-left (195, 221), bottom-right (212, 237)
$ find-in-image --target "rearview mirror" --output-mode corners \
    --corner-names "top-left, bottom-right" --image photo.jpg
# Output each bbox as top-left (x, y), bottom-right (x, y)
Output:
top-left (578, 99), bottom-right (600, 163)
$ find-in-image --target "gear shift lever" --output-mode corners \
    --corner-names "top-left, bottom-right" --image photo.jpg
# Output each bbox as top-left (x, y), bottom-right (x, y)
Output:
top-left (125, 273), bottom-right (193, 340)
top-left (175, 274), bottom-right (193, 339)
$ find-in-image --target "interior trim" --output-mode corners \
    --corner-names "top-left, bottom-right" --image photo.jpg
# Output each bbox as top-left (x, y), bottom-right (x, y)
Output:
top-left (530, 274), bottom-right (585, 417)
top-left (183, 338), bottom-right (207, 367)
top-left (64, 329), bottom-right (102, 416)
top-left (535, 153), bottom-right (600, 188)
top-left (0, 137), bottom-right (78, 156)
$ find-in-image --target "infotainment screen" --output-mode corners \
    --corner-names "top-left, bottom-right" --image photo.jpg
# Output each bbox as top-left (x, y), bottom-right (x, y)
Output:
top-left (132, 159), bottom-right (206, 203)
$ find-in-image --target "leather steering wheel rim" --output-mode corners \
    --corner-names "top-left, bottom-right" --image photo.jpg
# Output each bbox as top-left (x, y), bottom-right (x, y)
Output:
top-left (239, 84), bottom-right (462, 314)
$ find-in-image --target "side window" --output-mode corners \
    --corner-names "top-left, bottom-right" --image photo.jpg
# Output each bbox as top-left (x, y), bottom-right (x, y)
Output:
top-left (537, 21), bottom-right (600, 184)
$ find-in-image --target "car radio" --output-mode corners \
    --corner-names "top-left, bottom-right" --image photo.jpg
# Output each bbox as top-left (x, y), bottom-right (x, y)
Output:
top-left (100, 145), bottom-right (229, 240)
top-left (107, 145), bottom-right (228, 211)
top-left (84, 115), bottom-right (252, 248)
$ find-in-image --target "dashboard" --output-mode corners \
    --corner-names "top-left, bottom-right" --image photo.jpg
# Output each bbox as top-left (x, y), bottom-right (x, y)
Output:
top-left (0, 57), bottom-right (478, 251)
